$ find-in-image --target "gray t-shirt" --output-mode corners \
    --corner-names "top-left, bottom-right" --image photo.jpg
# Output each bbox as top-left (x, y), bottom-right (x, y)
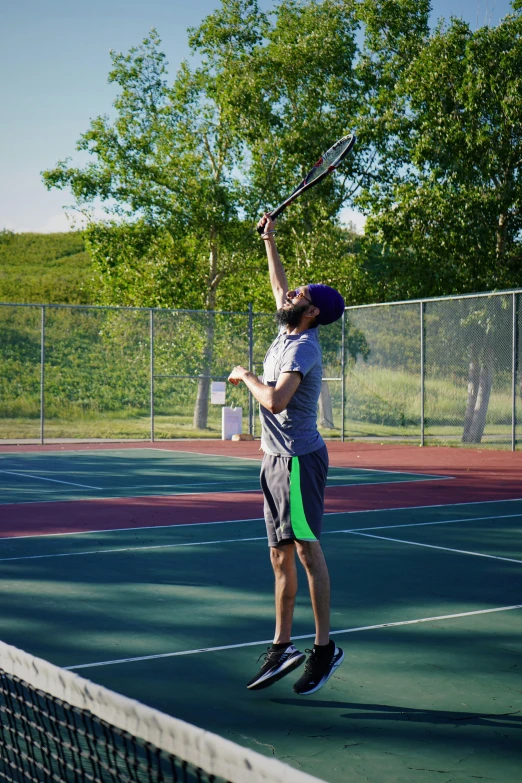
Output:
top-left (260, 327), bottom-right (325, 457)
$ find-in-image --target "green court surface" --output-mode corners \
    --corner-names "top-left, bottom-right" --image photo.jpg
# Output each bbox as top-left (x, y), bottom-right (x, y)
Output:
top-left (0, 497), bottom-right (521, 782)
top-left (0, 447), bottom-right (449, 504)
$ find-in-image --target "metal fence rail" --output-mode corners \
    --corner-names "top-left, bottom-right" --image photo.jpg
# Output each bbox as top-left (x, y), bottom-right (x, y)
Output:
top-left (1, 289), bottom-right (520, 449)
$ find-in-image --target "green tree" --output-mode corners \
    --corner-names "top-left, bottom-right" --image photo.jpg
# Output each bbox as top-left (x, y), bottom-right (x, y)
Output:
top-left (42, 16), bottom-right (263, 427)
top-left (43, 0), bottom-right (372, 429)
top-left (356, 6), bottom-right (522, 441)
top-left (359, 6), bottom-right (522, 299)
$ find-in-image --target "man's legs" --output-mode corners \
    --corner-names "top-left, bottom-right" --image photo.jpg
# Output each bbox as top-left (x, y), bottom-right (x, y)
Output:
top-left (271, 541), bottom-right (297, 643)
top-left (292, 539), bottom-right (344, 696)
top-left (248, 447), bottom-right (343, 692)
top-left (246, 541), bottom-right (305, 690)
top-left (295, 540), bottom-right (330, 645)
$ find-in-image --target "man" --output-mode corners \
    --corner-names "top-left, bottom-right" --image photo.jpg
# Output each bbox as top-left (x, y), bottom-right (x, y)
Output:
top-left (227, 213), bottom-right (345, 696)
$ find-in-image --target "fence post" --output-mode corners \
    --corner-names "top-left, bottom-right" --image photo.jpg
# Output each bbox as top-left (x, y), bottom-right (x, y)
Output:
top-left (40, 306), bottom-right (45, 445)
top-left (150, 309), bottom-right (155, 443)
top-left (420, 301), bottom-right (425, 447)
top-left (341, 310), bottom-right (346, 443)
top-left (248, 303), bottom-right (254, 436)
top-left (511, 293), bottom-right (518, 451)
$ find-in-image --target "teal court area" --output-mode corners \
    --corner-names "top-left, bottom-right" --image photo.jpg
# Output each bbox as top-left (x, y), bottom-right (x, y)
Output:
top-left (0, 447), bottom-right (447, 504)
top-left (0, 445), bottom-right (521, 782)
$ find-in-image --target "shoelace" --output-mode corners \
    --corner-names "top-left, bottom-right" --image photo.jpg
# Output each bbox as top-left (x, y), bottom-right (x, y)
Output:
top-left (303, 647), bottom-right (334, 675)
top-left (257, 646), bottom-right (291, 665)
top-left (302, 648), bottom-right (319, 674)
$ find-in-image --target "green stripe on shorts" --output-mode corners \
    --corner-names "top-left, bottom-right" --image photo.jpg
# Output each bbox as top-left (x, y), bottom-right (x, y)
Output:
top-left (289, 456), bottom-right (318, 540)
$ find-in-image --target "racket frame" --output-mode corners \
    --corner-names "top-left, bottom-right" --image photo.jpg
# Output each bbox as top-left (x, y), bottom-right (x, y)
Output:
top-left (258, 133), bottom-right (356, 233)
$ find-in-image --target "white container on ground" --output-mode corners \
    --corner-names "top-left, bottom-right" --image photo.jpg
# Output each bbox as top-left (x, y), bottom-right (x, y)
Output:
top-left (222, 407), bottom-right (242, 440)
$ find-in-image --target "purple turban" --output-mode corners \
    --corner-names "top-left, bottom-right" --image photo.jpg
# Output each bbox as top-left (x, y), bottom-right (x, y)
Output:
top-left (307, 284), bottom-right (345, 326)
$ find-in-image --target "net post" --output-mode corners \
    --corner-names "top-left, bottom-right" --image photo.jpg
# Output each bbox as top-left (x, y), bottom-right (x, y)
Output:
top-left (341, 309), bottom-right (346, 442)
top-left (40, 305), bottom-right (45, 445)
top-left (511, 292), bottom-right (518, 451)
top-left (420, 301), bottom-right (425, 447)
top-left (150, 309), bottom-right (155, 443)
top-left (248, 302), bottom-right (254, 436)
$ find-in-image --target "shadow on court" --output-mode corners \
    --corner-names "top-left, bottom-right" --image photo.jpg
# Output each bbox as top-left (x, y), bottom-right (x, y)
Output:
top-left (272, 698), bottom-right (522, 729)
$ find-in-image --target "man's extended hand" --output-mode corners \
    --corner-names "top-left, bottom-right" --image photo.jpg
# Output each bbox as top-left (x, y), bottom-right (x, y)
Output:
top-left (257, 213), bottom-right (276, 236)
top-left (228, 366), bottom-right (249, 386)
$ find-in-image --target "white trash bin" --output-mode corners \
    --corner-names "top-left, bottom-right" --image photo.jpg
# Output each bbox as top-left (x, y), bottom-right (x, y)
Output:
top-left (222, 407), bottom-right (242, 440)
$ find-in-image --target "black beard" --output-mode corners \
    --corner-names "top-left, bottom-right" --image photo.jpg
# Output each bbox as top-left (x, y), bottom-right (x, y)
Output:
top-left (275, 304), bottom-right (304, 329)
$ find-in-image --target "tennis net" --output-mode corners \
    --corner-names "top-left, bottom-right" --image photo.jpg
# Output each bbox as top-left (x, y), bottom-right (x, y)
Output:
top-left (0, 640), bottom-right (324, 783)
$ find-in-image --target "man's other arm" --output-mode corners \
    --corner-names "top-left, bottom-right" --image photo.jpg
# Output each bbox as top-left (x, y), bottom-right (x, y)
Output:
top-left (228, 367), bottom-right (301, 414)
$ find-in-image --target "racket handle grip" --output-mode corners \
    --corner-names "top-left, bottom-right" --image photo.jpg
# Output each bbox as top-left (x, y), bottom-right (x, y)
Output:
top-left (256, 209), bottom-right (279, 234)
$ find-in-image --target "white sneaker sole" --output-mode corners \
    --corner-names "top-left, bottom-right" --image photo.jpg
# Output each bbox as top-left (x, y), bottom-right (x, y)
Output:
top-left (247, 652), bottom-right (306, 691)
top-left (294, 650), bottom-right (345, 696)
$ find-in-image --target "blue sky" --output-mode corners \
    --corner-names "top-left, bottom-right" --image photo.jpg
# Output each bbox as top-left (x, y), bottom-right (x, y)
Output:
top-left (0, 0), bottom-right (515, 234)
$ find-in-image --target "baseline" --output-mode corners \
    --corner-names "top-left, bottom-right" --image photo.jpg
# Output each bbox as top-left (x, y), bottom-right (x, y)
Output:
top-left (350, 531), bottom-right (522, 565)
top-left (0, 469), bottom-right (101, 490)
top-left (2, 511), bottom-right (521, 563)
top-left (1, 501), bottom-right (522, 542)
top-left (66, 604), bottom-right (522, 670)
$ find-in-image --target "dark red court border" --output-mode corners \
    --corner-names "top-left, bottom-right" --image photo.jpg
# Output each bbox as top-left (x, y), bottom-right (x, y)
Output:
top-left (0, 441), bottom-right (521, 539)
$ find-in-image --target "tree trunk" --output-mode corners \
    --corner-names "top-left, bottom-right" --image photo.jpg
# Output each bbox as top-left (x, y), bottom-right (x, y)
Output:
top-left (496, 213), bottom-right (508, 263)
top-left (193, 231), bottom-right (219, 430)
top-left (193, 313), bottom-right (215, 429)
top-left (462, 344), bottom-right (494, 444)
top-left (462, 352), bottom-right (480, 443)
top-left (318, 381), bottom-right (335, 429)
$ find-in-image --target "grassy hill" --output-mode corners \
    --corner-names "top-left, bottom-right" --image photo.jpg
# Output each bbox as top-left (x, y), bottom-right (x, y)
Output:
top-left (0, 230), bottom-right (93, 304)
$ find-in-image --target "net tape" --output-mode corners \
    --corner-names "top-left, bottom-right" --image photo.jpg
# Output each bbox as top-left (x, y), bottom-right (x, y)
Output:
top-left (0, 641), bottom-right (324, 783)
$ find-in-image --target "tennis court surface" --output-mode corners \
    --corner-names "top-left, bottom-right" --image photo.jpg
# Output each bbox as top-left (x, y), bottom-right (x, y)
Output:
top-left (0, 440), bottom-right (521, 782)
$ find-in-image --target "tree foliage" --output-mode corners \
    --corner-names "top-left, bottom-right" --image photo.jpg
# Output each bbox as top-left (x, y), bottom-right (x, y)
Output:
top-left (39, 0), bottom-right (522, 439)
top-left (42, 0), bottom-right (375, 313)
top-left (359, 6), bottom-right (522, 300)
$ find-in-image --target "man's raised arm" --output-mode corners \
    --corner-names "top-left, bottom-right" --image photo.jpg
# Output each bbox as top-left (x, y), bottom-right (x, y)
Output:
top-left (257, 214), bottom-right (288, 310)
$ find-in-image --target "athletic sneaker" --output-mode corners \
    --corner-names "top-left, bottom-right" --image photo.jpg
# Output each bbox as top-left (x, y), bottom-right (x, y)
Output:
top-left (246, 644), bottom-right (306, 691)
top-left (293, 643), bottom-right (344, 695)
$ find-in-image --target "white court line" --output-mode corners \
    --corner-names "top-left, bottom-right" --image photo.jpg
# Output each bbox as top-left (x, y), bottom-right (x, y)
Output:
top-left (103, 476), bottom-right (453, 492)
top-left (326, 477), bottom-right (453, 486)
top-left (108, 481), bottom-right (259, 489)
top-left (330, 465), bottom-right (452, 479)
top-left (0, 445), bottom-right (492, 492)
top-left (146, 447), bottom-right (264, 462)
top-left (0, 470), bottom-right (101, 490)
top-left (0, 517), bottom-right (267, 541)
top-left (148, 447), bottom-right (453, 479)
top-left (122, 476), bottom-right (452, 489)
top-left (66, 604), bottom-right (522, 670)
top-left (350, 531), bottom-right (522, 565)
top-left (2, 512), bottom-right (522, 563)
top-left (334, 512), bottom-right (522, 534)
top-left (0, 486), bottom-right (265, 507)
top-left (0, 487), bottom-right (81, 494)
top-left (2, 502), bottom-right (522, 543)
top-left (0, 475), bottom-right (455, 508)
top-left (0, 536), bottom-right (267, 563)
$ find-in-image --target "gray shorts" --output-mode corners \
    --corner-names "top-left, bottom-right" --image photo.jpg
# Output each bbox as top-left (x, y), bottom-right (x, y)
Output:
top-left (260, 445), bottom-right (328, 547)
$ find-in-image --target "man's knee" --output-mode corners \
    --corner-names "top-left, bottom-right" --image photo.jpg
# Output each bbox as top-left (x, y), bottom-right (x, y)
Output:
top-left (296, 540), bottom-right (325, 571)
top-left (270, 541), bottom-right (295, 572)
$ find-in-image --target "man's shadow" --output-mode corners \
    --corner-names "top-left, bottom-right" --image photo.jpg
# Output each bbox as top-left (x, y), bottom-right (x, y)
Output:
top-left (271, 699), bottom-right (522, 729)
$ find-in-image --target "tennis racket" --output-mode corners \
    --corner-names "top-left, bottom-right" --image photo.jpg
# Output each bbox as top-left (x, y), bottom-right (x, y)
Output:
top-left (257, 133), bottom-right (356, 233)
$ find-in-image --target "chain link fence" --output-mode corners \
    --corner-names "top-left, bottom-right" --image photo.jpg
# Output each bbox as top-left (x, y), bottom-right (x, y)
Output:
top-left (345, 290), bottom-right (520, 449)
top-left (0, 289), bottom-right (520, 448)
